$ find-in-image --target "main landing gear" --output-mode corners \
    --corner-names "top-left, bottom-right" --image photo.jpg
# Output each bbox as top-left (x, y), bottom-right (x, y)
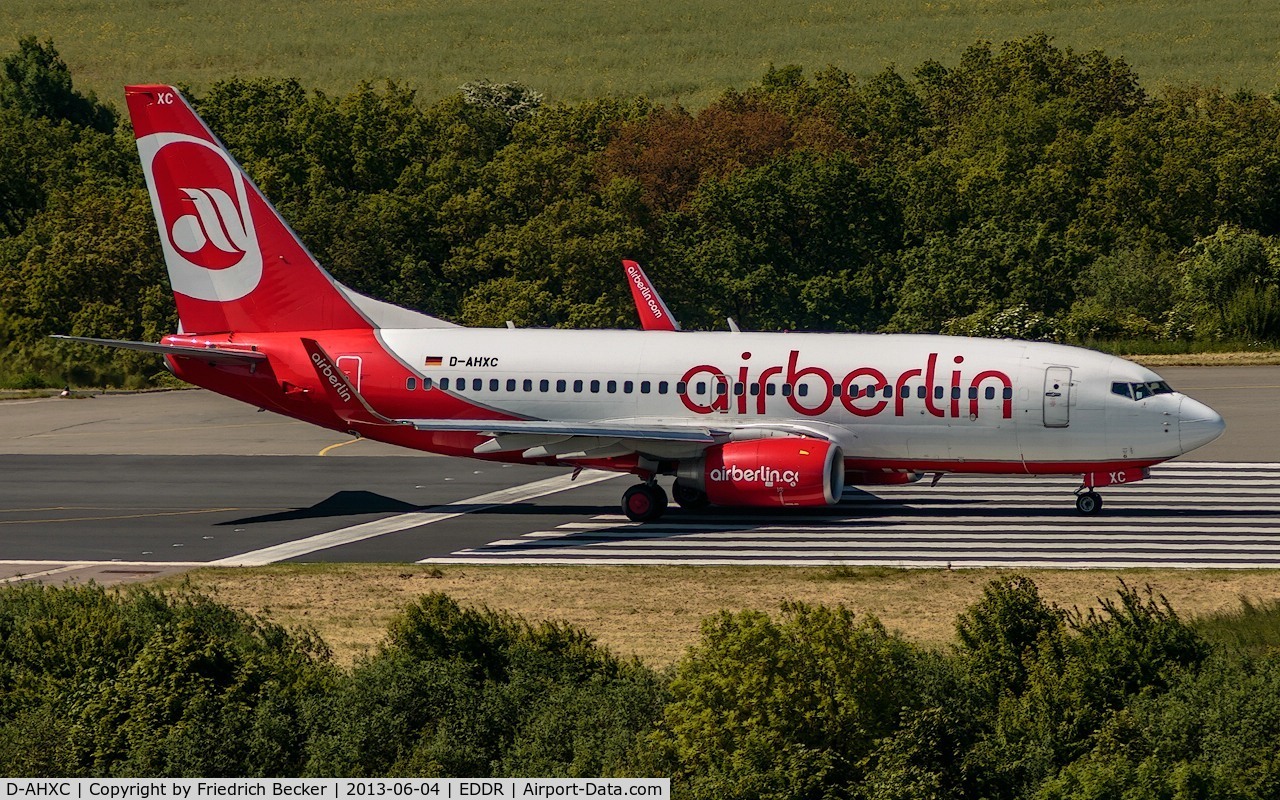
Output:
top-left (1074, 490), bottom-right (1103, 515)
top-left (671, 481), bottom-right (710, 511)
top-left (622, 480), bottom-right (711, 521)
top-left (622, 482), bottom-right (668, 523)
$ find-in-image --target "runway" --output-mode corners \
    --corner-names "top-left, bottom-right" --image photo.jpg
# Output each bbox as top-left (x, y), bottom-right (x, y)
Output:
top-left (426, 462), bottom-right (1280, 568)
top-left (1, 366), bottom-right (1277, 580)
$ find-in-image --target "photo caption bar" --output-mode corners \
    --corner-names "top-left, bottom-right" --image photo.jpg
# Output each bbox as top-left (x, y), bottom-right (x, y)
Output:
top-left (2, 780), bottom-right (669, 800)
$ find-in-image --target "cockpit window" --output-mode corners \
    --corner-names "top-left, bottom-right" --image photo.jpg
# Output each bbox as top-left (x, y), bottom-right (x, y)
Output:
top-left (1114, 380), bottom-right (1174, 401)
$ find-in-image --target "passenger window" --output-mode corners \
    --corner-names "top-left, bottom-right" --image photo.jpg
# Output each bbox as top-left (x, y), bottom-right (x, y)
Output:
top-left (849, 385), bottom-right (860, 398)
top-left (659, 381), bottom-right (669, 394)
top-left (506, 379), bottom-right (516, 392)
top-left (406, 377), bottom-right (417, 390)
top-left (831, 384), bottom-right (841, 397)
top-left (781, 384), bottom-right (793, 397)
top-left (733, 383), bottom-right (744, 396)
top-left (695, 382), bottom-right (706, 394)
top-left (607, 380), bottom-right (618, 393)
top-left (985, 386), bottom-right (995, 400)
top-left (934, 386), bottom-right (944, 399)
top-left (423, 377), bottom-right (433, 390)
top-left (539, 379), bottom-right (550, 392)
top-left (917, 386), bottom-right (927, 399)
top-left (591, 380), bottom-right (601, 393)
top-left (556, 379), bottom-right (566, 392)
top-left (573, 379), bottom-right (583, 392)
top-left (676, 381), bottom-right (687, 394)
top-left (440, 377), bottom-right (450, 390)
top-left (968, 387), bottom-right (978, 399)
top-left (624, 380), bottom-right (634, 393)
top-left (750, 384), bottom-right (761, 396)
top-left (640, 381), bottom-right (651, 394)
top-left (883, 386), bottom-right (893, 398)
top-left (951, 386), bottom-right (961, 399)
top-left (766, 384), bottom-right (777, 396)
top-left (473, 378), bottom-right (483, 391)
top-left (716, 382), bottom-right (727, 395)
top-left (1003, 387), bottom-right (1013, 400)
top-left (489, 379), bottom-right (499, 391)
top-left (797, 384), bottom-right (809, 397)
top-left (523, 379), bottom-right (533, 392)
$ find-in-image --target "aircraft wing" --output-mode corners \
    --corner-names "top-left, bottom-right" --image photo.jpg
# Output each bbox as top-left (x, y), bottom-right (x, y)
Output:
top-left (52, 335), bottom-right (268, 365)
top-left (403, 418), bottom-right (719, 442)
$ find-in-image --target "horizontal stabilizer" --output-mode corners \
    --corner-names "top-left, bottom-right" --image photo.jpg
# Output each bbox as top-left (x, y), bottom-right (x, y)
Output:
top-left (51, 335), bottom-right (267, 364)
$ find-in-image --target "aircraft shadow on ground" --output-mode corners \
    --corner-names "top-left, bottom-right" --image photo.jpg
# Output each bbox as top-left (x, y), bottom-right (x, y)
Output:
top-left (218, 490), bottom-right (420, 525)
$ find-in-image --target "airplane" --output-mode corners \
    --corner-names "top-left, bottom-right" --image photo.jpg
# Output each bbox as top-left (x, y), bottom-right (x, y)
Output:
top-left (57, 85), bottom-right (1226, 523)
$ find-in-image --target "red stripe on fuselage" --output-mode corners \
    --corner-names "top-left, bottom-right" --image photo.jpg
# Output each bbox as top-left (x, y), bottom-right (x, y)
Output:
top-left (842, 457), bottom-right (1166, 476)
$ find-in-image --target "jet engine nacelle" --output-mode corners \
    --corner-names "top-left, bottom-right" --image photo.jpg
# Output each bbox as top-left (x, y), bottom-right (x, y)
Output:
top-left (676, 438), bottom-right (845, 507)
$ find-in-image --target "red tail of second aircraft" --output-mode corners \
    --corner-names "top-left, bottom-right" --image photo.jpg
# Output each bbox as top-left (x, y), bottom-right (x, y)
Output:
top-left (127, 85), bottom-right (370, 335)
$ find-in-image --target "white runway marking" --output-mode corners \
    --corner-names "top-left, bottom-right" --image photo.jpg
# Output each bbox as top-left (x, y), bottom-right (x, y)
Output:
top-left (423, 462), bottom-right (1280, 568)
top-left (212, 470), bottom-right (622, 566)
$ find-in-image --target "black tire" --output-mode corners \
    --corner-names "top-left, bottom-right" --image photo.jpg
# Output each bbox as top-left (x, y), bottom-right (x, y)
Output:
top-left (1075, 491), bottom-right (1103, 515)
top-left (622, 483), bottom-right (667, 522)
top-left (672, 481), bottom-right (710, 511)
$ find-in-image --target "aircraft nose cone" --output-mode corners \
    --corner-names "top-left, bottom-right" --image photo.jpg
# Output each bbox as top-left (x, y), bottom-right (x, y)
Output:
top-left (1178, 396), bottom-right (1226, 454)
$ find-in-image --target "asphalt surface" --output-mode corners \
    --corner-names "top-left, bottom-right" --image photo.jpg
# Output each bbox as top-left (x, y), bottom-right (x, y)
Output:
top-left (1, 366), bottom-right (1276, 581)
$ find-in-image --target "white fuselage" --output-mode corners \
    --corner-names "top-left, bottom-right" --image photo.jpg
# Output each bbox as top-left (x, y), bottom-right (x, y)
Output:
top-left (369, 328), bottom-right (1219, 473)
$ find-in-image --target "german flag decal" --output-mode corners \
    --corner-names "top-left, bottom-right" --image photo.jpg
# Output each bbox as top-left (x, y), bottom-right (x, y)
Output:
top-left (425, 356), bottom-right (443, 366)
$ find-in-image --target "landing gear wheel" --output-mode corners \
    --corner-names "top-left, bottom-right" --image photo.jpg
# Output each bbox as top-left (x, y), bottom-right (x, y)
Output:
top-left (623, 483), bottom-right (668, 522)
top-left (1075, 491), bottom-right (1103, 515)
top-left (672, 481), bottom-right (710, 511)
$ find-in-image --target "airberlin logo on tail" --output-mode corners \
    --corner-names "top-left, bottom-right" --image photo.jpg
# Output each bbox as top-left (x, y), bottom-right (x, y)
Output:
top-left (170, 187), bottom-right (252, 261)
top-left (138, 133), bottom-right (264, 302)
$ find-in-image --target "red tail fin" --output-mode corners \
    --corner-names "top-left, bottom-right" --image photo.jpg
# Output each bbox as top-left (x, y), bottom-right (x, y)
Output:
top-left (127, 85), bottom-right (370, 334)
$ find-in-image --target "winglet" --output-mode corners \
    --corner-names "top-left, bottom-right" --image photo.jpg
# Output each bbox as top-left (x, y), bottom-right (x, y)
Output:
top-left (623, 260), bottom-right (680, 331)
top-left (301, 338), bottom-right (403, 426)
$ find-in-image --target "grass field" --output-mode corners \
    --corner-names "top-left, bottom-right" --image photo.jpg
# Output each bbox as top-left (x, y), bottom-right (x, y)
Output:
top-left (165, 565), bottom-right (1280, 666)
top-left (2, 1), bottom-right (1279, 109)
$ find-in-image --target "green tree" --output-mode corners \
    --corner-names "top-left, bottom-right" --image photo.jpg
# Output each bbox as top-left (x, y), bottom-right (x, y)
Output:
top-left (641, 602), bottom-right (930, 800)
top-left (0, 37), bottom-right (115, 132)
top-left (306, 594), bottom-right (664, 778)
top-left (0, 584), bottom-right (333, 777)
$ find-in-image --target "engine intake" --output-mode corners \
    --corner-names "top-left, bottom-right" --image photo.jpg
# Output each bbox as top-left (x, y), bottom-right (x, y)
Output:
top-left (676, 438), bottom-right (845, 507)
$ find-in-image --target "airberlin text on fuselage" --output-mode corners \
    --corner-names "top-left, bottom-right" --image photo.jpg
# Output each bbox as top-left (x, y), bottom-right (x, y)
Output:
top-left (679, 350), bottom-right (1014, 419)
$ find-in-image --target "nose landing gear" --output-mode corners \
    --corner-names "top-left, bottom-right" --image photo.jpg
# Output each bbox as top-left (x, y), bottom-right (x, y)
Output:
top-left (1074, 490), bottom-right (1103, 515)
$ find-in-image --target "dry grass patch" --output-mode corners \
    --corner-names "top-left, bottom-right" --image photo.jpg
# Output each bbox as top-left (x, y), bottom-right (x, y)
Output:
top-left (1135, 351), bottom-right (1280, 366)
top-left (165, 565), bottom-right (1280, 668)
